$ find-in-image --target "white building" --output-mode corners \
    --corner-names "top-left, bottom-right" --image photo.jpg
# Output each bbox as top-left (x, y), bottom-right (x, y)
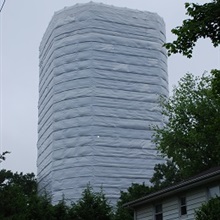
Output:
top-left (37, 2), bottom-right (168, 204)
top-left (125, 167), bottom-right (220, 220)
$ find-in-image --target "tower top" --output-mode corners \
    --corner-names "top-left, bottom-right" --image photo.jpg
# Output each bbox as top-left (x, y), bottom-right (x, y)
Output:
top-left (40, 2), bottom-right (165, 51)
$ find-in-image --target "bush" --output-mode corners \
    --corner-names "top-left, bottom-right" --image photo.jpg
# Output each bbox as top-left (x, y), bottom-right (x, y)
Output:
top-left (195, 196), bottom-right (220, 220)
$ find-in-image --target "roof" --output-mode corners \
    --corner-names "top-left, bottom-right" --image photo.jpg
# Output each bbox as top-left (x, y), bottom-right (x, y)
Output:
top-left (124, 167), bottom-right (220, 208)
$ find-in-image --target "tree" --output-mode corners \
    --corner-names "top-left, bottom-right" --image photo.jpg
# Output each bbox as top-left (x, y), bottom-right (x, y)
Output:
top-left (145, 0), bottom-right (220, 196)
top-left (0, 169), bottom-right (37, 219)
top-left (0, 151), bottom-right (10, 163)
top-left (114, 183), bottom-right (153, 220)
top-left (152, 0), bottom-right (220, 188)
top-left (0, 169), bottom-right (67, 220)
top-left (195, 196), bottom-right (220, 220)
top-left (164, 0), bottom-right (220, 58)
top-left (150, 160), bottom-right (183, 190)
top-left (69, 185), bottom-right (113, 220)
top-left (153, 72), bottom-right (220, 179)
top-left (0, 169), bottom-right (116, 219)
top-left (26, 194), bottom-right (56, 220)
top-left (52, 199), bottom-right (71, 220)
top-left (211, 69), bottom-right (220, 95)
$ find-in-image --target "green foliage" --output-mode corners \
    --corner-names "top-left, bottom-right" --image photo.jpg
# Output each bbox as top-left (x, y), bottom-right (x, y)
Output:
top-left (114, 183), bottom-right (153, 220)
top-left (0, 169), bottom-right (37, 219)
top-left (0, 171), bottom-right (115, 220)
top-left (150, 160), bottom-right (183, 190)
top-left (195, 196), bottom-right (220, 220)
top-left (147, 0), bottom-right (220, 213)
top-left (25, 194), bottom-right (56, 220)
top-left (157, 0), bottom-right (220, 190)
top-left (53, 199), bottom-right (71, 220)
top-left (211, 69), bottom-right (220, 96)
top-left (0, 151), bottom-right (10, 163)
top-left (164, 0), bottom-right (220, 58)
top-left (153, 73), bottom-right (220, 179)
top-left (69, 185), bottom-right (113, 220)
top-left (0, 170), bottom-right (71, 219)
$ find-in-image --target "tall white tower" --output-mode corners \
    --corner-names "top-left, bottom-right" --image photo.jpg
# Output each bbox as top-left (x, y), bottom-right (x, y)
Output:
top-left (38, 2), bottom-right (168, 204)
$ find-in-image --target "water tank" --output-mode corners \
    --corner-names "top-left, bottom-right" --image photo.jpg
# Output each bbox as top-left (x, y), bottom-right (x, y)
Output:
top-left (38, 2), bottom-right (168, 205)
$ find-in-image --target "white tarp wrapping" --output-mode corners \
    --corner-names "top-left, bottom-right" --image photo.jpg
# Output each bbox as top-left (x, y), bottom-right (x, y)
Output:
top-left (37, 2), bottom-right (168, 205)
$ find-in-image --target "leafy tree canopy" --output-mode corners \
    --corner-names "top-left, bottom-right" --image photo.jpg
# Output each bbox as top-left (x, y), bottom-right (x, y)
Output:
top-left (153, 0), bottom-right (220, 189)
top-left (150, 160), bottom-right (183, 190)
top-left (195, 196), bottom-right (220, 220)
top-left (164, 0), bottom-right (220, 58)
top-left (0, 151), bottom-right (10, 163)
top-left (153, 72), bottom-right (220, 180)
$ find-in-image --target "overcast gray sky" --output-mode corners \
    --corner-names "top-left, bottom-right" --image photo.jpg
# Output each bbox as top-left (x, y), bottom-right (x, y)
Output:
top-left (0, 0), bottom-right (219, 174)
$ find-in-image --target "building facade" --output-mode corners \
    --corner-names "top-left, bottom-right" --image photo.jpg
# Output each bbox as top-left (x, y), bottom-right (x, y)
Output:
top-left (37, 2), bottom-right (168, 204)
